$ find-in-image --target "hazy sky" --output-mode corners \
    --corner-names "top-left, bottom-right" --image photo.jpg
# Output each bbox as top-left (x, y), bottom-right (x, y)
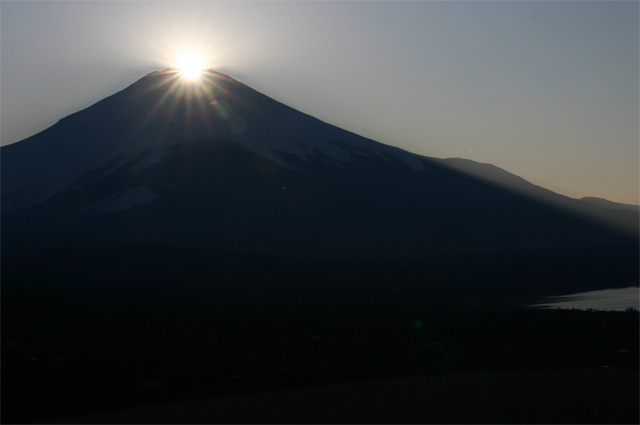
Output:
top-left (1, 1), bottom-right (638, 204)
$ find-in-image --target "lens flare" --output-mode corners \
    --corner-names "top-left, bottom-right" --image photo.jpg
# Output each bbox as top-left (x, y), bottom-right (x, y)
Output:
top-left (175, 52), bottom-right (204, 81)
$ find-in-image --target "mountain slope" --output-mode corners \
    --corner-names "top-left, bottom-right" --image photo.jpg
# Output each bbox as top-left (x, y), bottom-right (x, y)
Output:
top-left (441, 158), bottom-right (638, 234)
top-left (1, 69), bottom-right (637, 298)
top-left (2, 70), bottom-right (422, 212)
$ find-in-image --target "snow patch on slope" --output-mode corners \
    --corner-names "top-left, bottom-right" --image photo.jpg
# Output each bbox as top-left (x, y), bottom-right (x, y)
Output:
top-left (81, 186), bottom-right (159, 214)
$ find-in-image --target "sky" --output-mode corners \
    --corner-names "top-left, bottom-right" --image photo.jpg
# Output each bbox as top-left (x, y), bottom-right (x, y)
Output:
top-left (1, 1), bottom-right (638, 204)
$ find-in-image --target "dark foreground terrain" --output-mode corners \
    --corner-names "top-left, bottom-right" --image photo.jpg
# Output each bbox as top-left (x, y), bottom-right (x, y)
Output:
top-left (3, 246), bottom-right (639, 423)
top-left (3, 269), bottom-right (638, 423)
top-left (58, 368), bottom-right (638, 424)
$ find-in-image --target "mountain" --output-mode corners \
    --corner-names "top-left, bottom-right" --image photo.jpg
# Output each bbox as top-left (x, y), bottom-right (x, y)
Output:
top-left (2, 69), bottom-right (638, 304)
top-left (579, 197), bottom-right (639, 212)
top-left (441, 158), bottom-right (638, 234)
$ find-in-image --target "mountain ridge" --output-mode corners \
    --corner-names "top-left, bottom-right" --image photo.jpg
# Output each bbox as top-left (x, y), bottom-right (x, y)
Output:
top-left (1, 69), bottom-right (637, 269)
top-left (2, 69), bottom-right (424, 211)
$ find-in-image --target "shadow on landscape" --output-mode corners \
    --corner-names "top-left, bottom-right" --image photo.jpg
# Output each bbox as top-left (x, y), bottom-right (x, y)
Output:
top-left (2, 246), bottom-right (639, 423)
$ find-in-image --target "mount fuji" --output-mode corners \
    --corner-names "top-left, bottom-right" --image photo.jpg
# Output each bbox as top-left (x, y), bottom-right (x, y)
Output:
top-left (2, 69), bottom-right (638, 303)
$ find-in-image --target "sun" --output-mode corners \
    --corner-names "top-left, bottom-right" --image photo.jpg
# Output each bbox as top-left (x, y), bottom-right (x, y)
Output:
top-left (175, 52), bottom-right (205, 81)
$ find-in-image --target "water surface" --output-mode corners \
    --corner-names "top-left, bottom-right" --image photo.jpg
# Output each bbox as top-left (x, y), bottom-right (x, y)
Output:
top-left (533, 286), bottom-right (639, 311)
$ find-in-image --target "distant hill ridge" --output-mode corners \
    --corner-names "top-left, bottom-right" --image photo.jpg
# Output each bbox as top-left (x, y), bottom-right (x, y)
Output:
top-left (579, 197), bottom-right (639, 211)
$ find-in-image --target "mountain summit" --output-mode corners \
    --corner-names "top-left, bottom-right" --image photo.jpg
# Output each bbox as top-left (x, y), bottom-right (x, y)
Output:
top-left (1, 69), bottom-right (637, 297)
top-left (2, 69), bottom-right (422, 212)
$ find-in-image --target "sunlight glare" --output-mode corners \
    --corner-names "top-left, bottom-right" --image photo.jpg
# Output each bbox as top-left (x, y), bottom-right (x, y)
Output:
top-left (175, 52), bottom-right (205, 81)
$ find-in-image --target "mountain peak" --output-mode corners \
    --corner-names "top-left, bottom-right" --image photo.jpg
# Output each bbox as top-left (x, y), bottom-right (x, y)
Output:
top-left (1, 70), bottom-right (422, 212)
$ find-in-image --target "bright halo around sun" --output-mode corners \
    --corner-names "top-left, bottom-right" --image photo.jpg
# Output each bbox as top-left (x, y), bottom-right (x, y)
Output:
top-left (175, 51), bottom-right (205, 81)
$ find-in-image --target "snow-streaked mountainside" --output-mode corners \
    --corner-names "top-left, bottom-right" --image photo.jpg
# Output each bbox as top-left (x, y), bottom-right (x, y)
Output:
top-left (1, 69), bottom-right (638, 263)
top-left (2, 69), bottom-right (421, 212)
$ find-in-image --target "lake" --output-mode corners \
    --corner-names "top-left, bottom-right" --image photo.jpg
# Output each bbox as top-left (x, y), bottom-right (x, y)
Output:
top-left (532, 286), bottom-right (639, 311)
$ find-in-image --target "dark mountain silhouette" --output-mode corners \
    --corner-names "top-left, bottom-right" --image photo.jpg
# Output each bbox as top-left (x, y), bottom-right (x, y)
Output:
top-left (442, 158), bottom-right (638, 233)
top-left (1, 69), bottom-right (638, 304)
top-left (579, 196), bottom-right (639, 212)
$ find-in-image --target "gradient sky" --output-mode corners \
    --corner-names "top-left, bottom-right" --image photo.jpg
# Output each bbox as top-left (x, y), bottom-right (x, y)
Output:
top-left (1, 1), bottom-right (638, 204)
